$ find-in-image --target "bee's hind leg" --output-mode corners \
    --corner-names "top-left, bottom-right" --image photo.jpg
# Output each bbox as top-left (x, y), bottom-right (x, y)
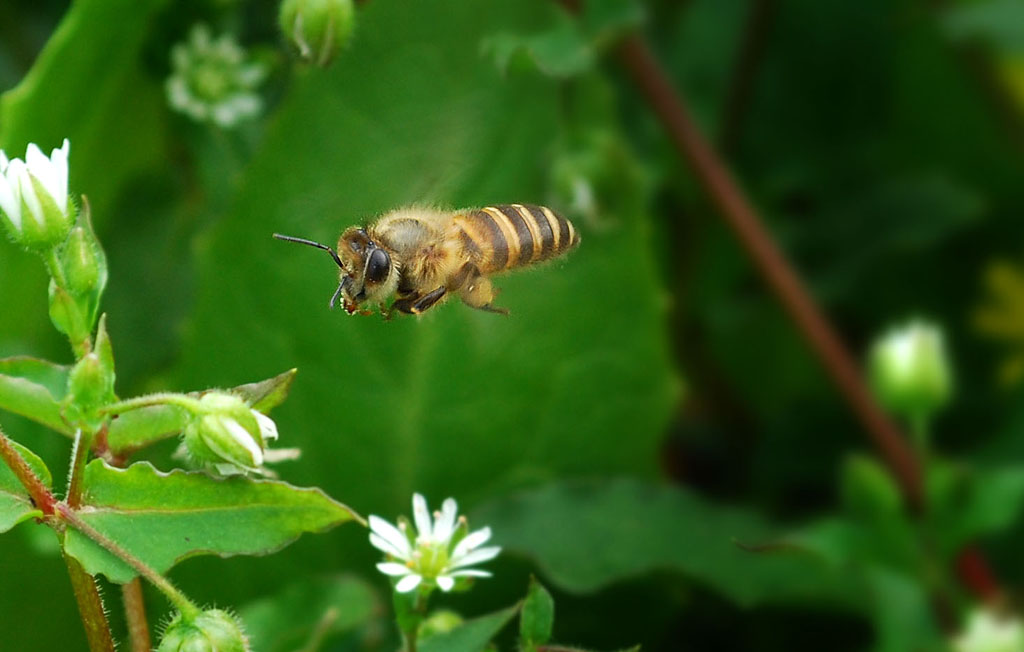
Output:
top-left (460, 275), bottom-right (508, 315)
top-left (405, 286), bottom-right (447, 314)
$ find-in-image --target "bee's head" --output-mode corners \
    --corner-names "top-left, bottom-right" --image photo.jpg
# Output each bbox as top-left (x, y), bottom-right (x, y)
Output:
top-left (272, 229), bottom-right (395, 313)
top-left (335, 227), bottom-right (396, 311)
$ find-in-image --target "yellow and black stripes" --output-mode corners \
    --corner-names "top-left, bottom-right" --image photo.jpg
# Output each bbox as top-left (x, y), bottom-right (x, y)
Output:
top-left (458, 204), bottom-right (579, 274)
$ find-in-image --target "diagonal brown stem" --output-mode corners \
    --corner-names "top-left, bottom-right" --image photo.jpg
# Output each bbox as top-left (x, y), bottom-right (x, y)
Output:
top-left (64, 552), bottom-right (117, 652)
top-left (0, 426), bottom-right (57, 515)
top-left (614, 34), bottom-right (925, 508)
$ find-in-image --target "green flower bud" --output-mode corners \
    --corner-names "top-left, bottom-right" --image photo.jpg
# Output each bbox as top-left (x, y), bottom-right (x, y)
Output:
top-left (418, 609), bottom-right (463, 640)
top-left (279, 0), bottom-right (355, 66)
top-left (183, 393), bottom-right (278, 473)
top-left (48, 281), bottom-right (91, 351)
top-left (869, 320), bottom-right (952, 423)
top-left (0, 140), bottom-right (74, 251)
top-left (65, 316), bottom-right (116, 428)
top-left (61, 201), bottom-right (108, 298)
top-left (159, 609), bottom-right (249, 652)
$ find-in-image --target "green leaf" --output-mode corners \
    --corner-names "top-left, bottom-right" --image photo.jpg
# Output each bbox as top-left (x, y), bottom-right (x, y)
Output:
top-left (520, 576), bottom-right (555, 647)
top-left (473, 478), bottom-right (855, 607)
top-left (175, 0), bottom-right (676, 552)
top-left (419, 604), bottom-right (520, 652)
top-left (0, 440), bottom-right (52, 532)
top-left (63, 460), bottom-right (362, 583)
top-left (0, 357), bottom-right (73, 436)
top-left (866, 568), bottom-right (942, 652)
top-left (223, 368), bottom-right (298, 413)
top-left (106, 404), bottom-right (189, 454)
top-left (840, 454), bottom-right (903, 520)
top-left (238, 575), bottom-right (379, 652)
top-left (928, 461), bottom-right (1024, 556)
top-left (482, 16), bottom-right (595, 78)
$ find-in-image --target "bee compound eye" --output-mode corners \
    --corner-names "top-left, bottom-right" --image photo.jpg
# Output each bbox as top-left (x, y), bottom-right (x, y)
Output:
top-left (365, 248), bottom-right (391, 284)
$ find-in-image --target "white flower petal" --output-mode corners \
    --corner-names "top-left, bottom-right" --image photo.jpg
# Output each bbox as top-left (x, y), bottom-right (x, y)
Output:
top-left (0, 150), bottom-right (9, 171)
top-left (13, 162), bottom-right (44, 227)
top-left (432, 498), bottom-right (458, 544)
top-left (222, 417), bottom-right (263, 466)
top-left (51, 139), bottom-right (69, 213)
top-left (450, 545), bottom-right (501, 569)
top-left (395, 574), bottom-right (423, 593)
top-left (262, 447), bottom-right (301, 463)
top-left (412, 494), bottom-right (433, 540)
top-left (376, 562), bottom-right (413, 577)
top-left (435, 575), bottom-right (455, 592)
top-left (0, 170), bottom-right (21, 229)
top-left (451, 526), bottom-right (491, 559)
top-left (369, 533), bottom-right (408, 560)
top-left (368, 515), bottom-right (412, 558)
top-left (447, 569), bottom-right (492, 578)
top-left (252, 410), bottom-right (279, 441)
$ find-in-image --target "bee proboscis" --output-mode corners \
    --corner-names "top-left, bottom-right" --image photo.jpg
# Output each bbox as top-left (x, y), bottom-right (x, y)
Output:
top-left (274, 204), bottom-right (581, 317)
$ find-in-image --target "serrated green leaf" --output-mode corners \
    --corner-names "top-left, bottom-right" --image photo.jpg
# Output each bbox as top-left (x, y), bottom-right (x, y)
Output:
top-left (63, 460), bottom-right (362, 583)
top-left (0, 440), bottom-right (53, 532)
top-left (0, 357), bottom-right (72, 436)
top-left (419, 604), bottom-right (519, 652)
top-left (224, 368), bottom-right (298, 413)
top-left (239, 575), bottom-right (379, 652)
top-left (520, 576), bottom-right (555, 646)
top-left (473, 478), bottom-right (855, 607)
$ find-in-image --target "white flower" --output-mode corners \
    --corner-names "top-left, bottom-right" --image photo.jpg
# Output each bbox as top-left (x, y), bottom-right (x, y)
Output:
top-left (953, 609), bottom-right (1024, 652)
top-left (0, 139), bottom-right (72, 246)
top-left (369, 494), bottom-right (500, 593)
top-left (166, 24), bottom-right (267, 128)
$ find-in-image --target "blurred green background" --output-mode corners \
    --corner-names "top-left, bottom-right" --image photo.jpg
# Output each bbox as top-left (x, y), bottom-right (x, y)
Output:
top-left (2, 0), bottom-right (1024, 650)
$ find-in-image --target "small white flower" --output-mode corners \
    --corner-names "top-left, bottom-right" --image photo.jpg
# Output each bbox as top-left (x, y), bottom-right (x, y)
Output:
top-left (953, 609), bottom-right (1024, 652)
top-left (369, 494), bottom-right (500, 593)
top-left (166, 24), bottom-right (267, 128)
top-left (869, 320), bottom-right (952, 420)
top-left (0, 139), bottom-right (72, 246)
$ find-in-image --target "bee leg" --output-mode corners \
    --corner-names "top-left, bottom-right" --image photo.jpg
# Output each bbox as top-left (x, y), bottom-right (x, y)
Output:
top-left (460, 276), bottom-right (509, 315)
top-left (391, 294), bottom-right (420, 314)
top-left (410, 286), bottom-right (447, 314)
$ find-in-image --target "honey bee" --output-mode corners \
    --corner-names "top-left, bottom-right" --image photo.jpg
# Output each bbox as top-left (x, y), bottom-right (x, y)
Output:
top-left (274, 204), bottom-right (580, 316)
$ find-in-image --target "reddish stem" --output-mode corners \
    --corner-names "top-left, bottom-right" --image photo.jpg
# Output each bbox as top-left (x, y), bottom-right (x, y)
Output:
top-left (122, 579), bottom-right (152, 652)
top-left (0, 426), bottom-right (57, 515)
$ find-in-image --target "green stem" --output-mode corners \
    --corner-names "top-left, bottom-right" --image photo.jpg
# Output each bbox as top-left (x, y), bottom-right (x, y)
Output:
top-left (45, 247), bottom-right (69, 289)
top-left (56, 502), bottom-right (201, 619)
top-left (910, 413), bottom-right (930, 460)
top-left (64, 552), bottom-right (117, 652)
top-left (102, 393), bottom-right (202, 416)
top-left (0, 424), bottom-right (56, 514)
top-left (66, 428), bottom-right (97, 509)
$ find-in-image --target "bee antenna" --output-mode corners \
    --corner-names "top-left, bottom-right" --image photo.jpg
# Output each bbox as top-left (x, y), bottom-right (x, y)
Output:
top-left (273, 233), bottom-right (344, 269)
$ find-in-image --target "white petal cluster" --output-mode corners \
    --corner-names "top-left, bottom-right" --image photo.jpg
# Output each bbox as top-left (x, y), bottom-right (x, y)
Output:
top-left (869, 319), bottom-right (952, 418)
top-left (166, 24), bottom-right (267, 128)
top-left (369, 494), bottom-right (500, 593)
top-left (0, 139), bottom-right (71, 236)
top-left (953, 609), bottom-right (1024, 652)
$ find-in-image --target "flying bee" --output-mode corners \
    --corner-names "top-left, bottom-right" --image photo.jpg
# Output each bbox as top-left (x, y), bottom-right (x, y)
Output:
top-left (274, 204), bottom-right (580, 316)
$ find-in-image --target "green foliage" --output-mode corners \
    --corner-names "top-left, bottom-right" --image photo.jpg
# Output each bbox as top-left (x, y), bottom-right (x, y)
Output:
top-left (473, 478), bottom-right (855, 607)
top-left (0, 440), bottom-right (51, 532)
top-left (520, 576), bottom-right (555, 649)
top-left (0, 356), bottom-right (72, 436)
top-left (238, 575), bottom-right (379, 652)
top-left (418, 604), bottom-right (520, 652)
top-left (63, 460), bottom-right (361, 583)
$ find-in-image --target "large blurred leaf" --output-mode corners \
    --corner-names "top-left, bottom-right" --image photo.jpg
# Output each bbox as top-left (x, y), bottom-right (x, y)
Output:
top-left (238, 575), bottom-right (380, 652)
top-left (0, 439), bottom-right (52, 532)
top-left (63, 460), bottom-right (362, 583)
top-left (174, 0), bottom-right (676, 522)
top-left (472, 478), bottom-right (856, 607)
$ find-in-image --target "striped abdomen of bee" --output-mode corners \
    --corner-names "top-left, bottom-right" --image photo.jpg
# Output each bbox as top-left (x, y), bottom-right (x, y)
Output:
top-left (453, 204), bottom-right (580, 276)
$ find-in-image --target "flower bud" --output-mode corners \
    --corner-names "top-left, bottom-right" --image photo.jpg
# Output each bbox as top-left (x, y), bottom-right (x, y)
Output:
top-left (279, 0), bottom-right (355, 66)
top-left (61, 201), bottom-right (107, 297)
top-left (0, 140), bottom-right (74, 251)
top-left (183, 393), bottom-right (277, 473)
top-left (869, 320), bottom-right (952, 422)
top-left (159, 608), bottom-right (249, 652)
top-left (48, 281), bottom-right (90, 351)
top-left (65, 316), bottom-right (116, 428)
top-left (953, 609), bottom-right (1024, 652)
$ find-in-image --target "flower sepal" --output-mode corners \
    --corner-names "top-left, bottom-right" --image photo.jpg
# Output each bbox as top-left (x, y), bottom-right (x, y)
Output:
top-left (182, 392), bottom-right (282, 475)
top-left (158, 608), bottom-right (249, 652)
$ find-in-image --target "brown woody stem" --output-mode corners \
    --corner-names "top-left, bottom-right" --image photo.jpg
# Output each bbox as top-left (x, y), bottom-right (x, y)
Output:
top-left (122, 579), bottom-right (152, 652)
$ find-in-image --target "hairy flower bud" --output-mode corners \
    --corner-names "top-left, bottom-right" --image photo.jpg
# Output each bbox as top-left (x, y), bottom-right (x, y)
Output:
top-left (65, 316), bottom-right (116, 428)
top-left (279, 0), bottom-right (356, 66)
top-left (869, 320), bottom-right (952, 423)
top-left (158, 609), bottom-right (249, 652)
top-left (0, 140), bottom-right (74, 251)
top-left (183, 392), bottom-right (278, 473)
